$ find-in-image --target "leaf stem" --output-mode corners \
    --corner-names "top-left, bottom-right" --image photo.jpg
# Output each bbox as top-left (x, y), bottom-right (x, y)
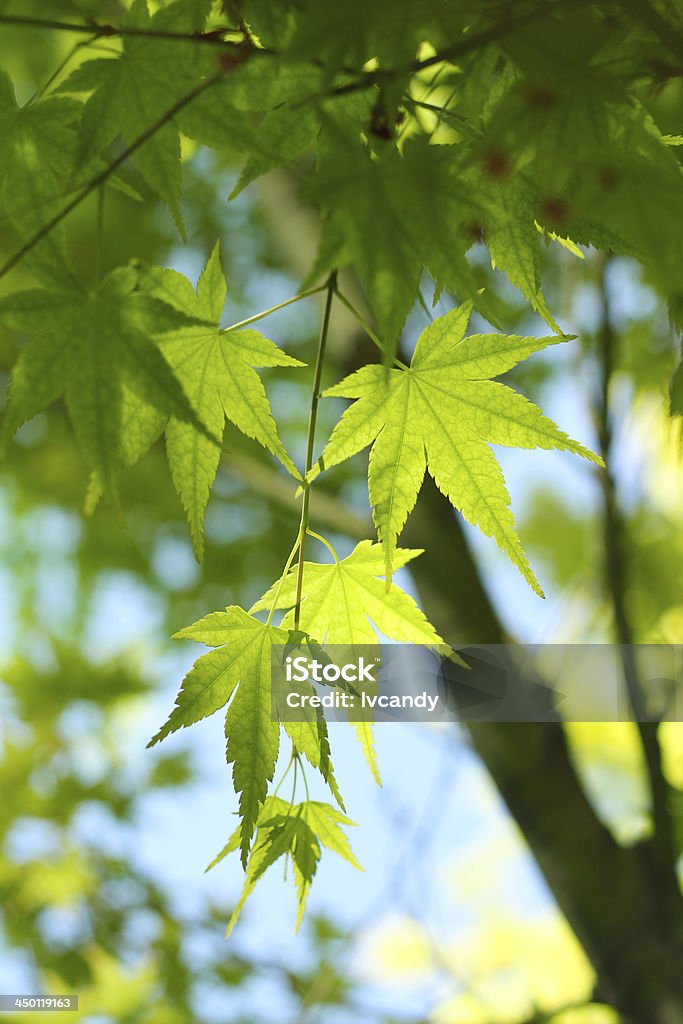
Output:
top-left (404, 97), bottom-right (483, 141)
top-left (265, 532), bottom-right (301, 627)
top-left (298, 754), bottom-right (311, 801)
top-left (306, 529), bottom-right (339, 564)
top-left (222, 283), bottom-right (328, 333)
top-left (0, 73), bottom-right (221, 283)
top-left (294, 272), bottom-right (337, 632)
top-left (289, 755), bottom-right (299, 811)
top-left (333, 286), bottom-right (407, 369)
top-left (272, 746), bottom-right (296, 798)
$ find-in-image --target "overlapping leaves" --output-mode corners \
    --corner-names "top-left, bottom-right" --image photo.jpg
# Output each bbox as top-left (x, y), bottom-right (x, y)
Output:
top-left (2, 0), bottom-right (680, 938)
top-left (0, 72), bottom-right (80, 279)
top-left (153, 538), bottom-right (444, 887)
top-left (149, 606), bottom-right (287, 865)
top-left (58, 0), bottom-right (213, 231)
top-left (0, 266), bottom-right (212, 496)
top-left (253, 539), bottom-right (446, 781)
top-left (253, 540), bottom-right (444, 647)
top-left (208, 796), bottom-right (361, 933)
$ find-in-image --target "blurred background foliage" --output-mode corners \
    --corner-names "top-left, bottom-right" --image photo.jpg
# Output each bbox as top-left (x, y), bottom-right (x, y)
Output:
top-left (1, 2), bottom-right (683, 1022)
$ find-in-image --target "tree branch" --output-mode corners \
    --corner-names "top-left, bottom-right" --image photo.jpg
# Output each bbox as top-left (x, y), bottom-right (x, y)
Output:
top-left (0, 14), bottom-right (250, 46)
top-left (293, 0), bottom-right (591, 108)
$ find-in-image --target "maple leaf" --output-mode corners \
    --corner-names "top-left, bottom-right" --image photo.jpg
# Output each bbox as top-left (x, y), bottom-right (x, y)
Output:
top-left (207, 796), bottom-right (360, 933)
top-left (0, 266), bottom-right (212, 496)
top-left (58, 0), bottom-right (212, 232)
top-left (253, 539), bottom-right (447, 783)
top-left (0, 72), bottom-right (80, 279)
top-left (150, 606), bottom-right (288, 865)
top-left (308, 119), bottom-right (422, 362)
top-left (481, 172), bottom-right (561, 332)
top-left (178, 55), bottom-right (321, 157)
top-left (230, 106), bottom-right (320, 198)
top-left (138, 243), bottom-right (304, 558)
top-left (309, 304), bottom-right (602, 595)
top-left (308, 131), bottom-right (500, 361)
top-left (252, 540), bottom-right (445, 646)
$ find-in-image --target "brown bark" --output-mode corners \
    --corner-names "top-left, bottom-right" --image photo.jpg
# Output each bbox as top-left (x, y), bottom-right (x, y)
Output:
top-left (257, 169), bottom-right (683, 1024)
top-left (407, 480), bottom-right (683, 1024)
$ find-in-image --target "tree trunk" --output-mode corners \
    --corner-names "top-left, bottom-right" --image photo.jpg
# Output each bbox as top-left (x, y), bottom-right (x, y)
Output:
top-left (257, 169), bottom-right (683, 1024)
top-left (407, 479), bottom-right (683, 1024)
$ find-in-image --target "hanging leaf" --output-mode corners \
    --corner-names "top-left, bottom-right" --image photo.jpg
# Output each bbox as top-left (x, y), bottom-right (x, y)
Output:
top-left (150, 607), bottom-right (288, 865)
top-left (309, 304), bottom-right (601, 591)
top-left (0, 266), bottom-right (213, 496)
top-left (139, 243), bottom-right (303, 557)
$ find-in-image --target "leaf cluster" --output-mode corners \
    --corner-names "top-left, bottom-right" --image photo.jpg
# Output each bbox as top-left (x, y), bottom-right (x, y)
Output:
top-left (1, 0), bottom-right (680, 930)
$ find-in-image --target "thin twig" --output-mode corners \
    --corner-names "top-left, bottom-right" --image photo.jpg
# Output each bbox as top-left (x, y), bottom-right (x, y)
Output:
top-left (0, 14), bottom-right (252, 47)
top-left (292, 0), bottom-right (584, 109)
top-left (0, 1), bottom-right (586, 282)
top-left (28, 35), bottom-right (96, 104)
top-left (265, 533), bottom-right (301, 628)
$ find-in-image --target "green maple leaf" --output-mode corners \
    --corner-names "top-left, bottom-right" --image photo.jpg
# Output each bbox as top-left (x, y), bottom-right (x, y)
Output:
top-left (309, 304), bottom-right (602, 595)
top-left (208, 796), bottom-right (360, 933)
top-left (0, 72), bottom-right (80, 279)
top-left (252, 540), bottom-right (445, 646)
top-left (253, 539), bottom-right (447, 784)
top-left (178, 56), bottom-right (321, 172)
top-left (482, 173), bottom-right (561, 332)
top-left (0, 266), bottom-right (211, 496)
top-left (230, 105), bottom-right (320, 198)
top-left (139, 243), bottom-right (304, 558)
top-left (150, 607), bottom-right (288, 865)
top-left (59, 0), bottom-right (212, 232)
top-left (309, 120), bottom-right (422, 361)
